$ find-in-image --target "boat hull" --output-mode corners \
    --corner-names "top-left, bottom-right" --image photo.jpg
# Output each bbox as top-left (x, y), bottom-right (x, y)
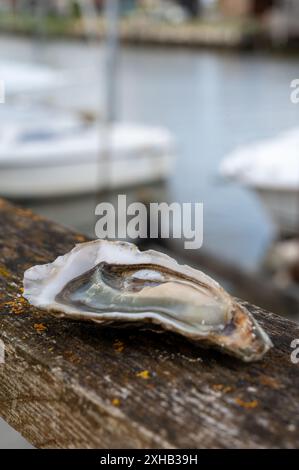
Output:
top-left (0, 153), bottom-right (173, 199)
top-left (255, 187), bottom-right (299, 235)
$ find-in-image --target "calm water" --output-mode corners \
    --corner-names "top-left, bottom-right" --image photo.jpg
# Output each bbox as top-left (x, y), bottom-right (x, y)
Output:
top-left (1, 36), bottom-right (299, 270)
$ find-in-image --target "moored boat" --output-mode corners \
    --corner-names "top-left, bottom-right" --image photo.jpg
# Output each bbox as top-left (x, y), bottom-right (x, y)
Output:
top-left (220, 128), bottom-right (299, 235)
top-left (0, 104), bottom-right (175, 199)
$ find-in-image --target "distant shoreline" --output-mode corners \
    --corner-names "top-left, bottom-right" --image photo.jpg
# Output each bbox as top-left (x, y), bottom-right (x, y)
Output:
top-left (0, 14), bottom-right (273, 51)
top-left (1, 14), bottom-right (299, 53)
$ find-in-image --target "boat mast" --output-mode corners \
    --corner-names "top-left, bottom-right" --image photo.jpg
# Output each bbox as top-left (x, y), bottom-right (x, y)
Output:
top-left (104, 0), bottom-right (119, 124)
top-left (97, 0), bottom-right (120, 197)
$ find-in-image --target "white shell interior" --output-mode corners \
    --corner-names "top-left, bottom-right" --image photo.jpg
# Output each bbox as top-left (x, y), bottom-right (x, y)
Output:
top-left (23, 240), bottom-right (231, 328)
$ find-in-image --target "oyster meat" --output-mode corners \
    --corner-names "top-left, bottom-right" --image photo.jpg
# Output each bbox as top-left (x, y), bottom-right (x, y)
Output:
top-left (23, 240), bottom-right (273, 361)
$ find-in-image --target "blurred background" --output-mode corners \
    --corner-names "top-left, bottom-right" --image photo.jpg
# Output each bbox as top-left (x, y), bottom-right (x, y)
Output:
top-left (0, 0), bottom-right (299, 448)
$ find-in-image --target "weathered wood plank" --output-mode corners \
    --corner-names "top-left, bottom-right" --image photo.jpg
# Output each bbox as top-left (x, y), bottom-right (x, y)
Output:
top-left (0, 198), bottom-right (298, 449)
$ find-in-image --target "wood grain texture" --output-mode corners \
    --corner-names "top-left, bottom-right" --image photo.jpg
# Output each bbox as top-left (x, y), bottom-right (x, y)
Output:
top-left (0, 198), bottom-right (298, 449)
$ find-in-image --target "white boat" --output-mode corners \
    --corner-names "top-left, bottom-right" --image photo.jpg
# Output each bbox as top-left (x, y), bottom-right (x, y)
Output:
top-left (0, 60), bottom-right (67, 97)
top-left (220, 128), bottom-right (299, 235)
top-left (0, 104), bottom-right (175, 199)
top-left (0, 5), bottom-right (176, 200)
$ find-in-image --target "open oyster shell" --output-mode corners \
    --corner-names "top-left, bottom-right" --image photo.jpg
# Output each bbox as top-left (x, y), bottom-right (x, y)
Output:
top-left (23, 240), bottom-right (272, 362)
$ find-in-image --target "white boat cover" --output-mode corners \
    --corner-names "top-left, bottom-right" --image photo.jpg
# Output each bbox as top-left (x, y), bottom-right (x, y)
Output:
top-left (220, 128), bottom-right (299, 190)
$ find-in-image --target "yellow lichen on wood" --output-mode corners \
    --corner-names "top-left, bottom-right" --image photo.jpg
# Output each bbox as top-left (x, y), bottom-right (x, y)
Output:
top-left (65, 350), bottom-right (81, 364)
top-left (34, 323), bottom-right (47, 333)
top-left (0, 266), bottom-right (10, 278)
top-left (212, 384), bottom-right (234, 394)
top-left (111, 398), bottom-right (121, 406)
top-left (260, 375), bottom-right (282, 390)
top-left (113, 340), bottom-right (125, 353)
top-left (136, 370), bottom-right (150, 380)
top-left (4, 296), bottom-right (28, 314)
top-left (234, 398), bottom-right (259, 409)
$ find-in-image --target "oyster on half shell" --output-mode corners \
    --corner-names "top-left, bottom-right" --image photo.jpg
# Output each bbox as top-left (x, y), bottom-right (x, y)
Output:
top-left (23, 240), bottom-right (272, 362)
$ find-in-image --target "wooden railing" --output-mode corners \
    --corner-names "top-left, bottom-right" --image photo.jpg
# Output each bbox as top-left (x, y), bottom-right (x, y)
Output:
top-left (0, 198), bottom-right (298, 448)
